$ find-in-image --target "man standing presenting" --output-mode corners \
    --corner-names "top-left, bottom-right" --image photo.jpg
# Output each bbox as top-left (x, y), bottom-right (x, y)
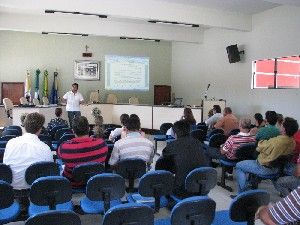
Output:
top-left (63, 83), bottom-right (84, 127)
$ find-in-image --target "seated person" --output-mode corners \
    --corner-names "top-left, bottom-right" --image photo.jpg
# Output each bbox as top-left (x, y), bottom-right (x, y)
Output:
top-left (109, 113), bottom-right (129, 141)
top-left (205, 118), bottom-right (256, 163)
top-left (58, 116), bottom-right (108, 188)
top-left (109, 114), bottom-right (154, 168)
top-left (3, 112), bottom-right (53, 207)
top-left (236, 117), bottom-right (298, 193)
top-left (162, 120), bottom-right (208, 198)
top-left (214, 107), bottom-right (239, 136)
top-left (255, 111), bottom-right (280, 141)
top-left (205, 105), bottom-right (223, 129)
top-left (47, 107), bottom-right (68, 131)
top-left (276, 113), bottom-right (284, 130)
top-left (250, 113), bottom-right (265, 135)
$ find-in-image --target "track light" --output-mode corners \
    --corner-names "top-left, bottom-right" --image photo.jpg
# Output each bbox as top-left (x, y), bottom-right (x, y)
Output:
top-left (120, 37), bottom-right (160, 42)
top-left (148, 20), bottom-right (199, 27)
top-left (42, 32), bottom-right (88, 37)
top-left (45, 9), bottom-right (107, 18)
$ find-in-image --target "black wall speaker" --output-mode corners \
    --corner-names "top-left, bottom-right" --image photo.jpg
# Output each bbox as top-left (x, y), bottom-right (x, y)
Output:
top-left (226, 44), bottom-right (241, 63)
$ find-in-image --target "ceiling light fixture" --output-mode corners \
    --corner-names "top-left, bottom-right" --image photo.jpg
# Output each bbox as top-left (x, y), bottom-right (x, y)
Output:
top-left (45, 9), bottom-right (107, 18)
top-left (148, 20), bottom-right (199, 27)
top-left (42, 32), bottom-right (88, 37)
top-left (120, 37), bottom-right (160, 42)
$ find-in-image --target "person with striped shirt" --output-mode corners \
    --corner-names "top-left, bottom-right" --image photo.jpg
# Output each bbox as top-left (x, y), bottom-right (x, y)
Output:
top-left (256, 186), bottom-right (300, 224)
top-left (108, 114), bottom-right (154, 167)
top-left (58, 116), bottom-right (108, 188)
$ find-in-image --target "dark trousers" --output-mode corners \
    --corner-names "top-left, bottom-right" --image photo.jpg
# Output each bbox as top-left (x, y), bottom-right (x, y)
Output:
top-left (68, 111), bottom-right (81, 127)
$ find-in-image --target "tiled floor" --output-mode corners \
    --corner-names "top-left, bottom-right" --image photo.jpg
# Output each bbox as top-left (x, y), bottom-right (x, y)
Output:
top-left (8, 135), bottom-right (281, 225)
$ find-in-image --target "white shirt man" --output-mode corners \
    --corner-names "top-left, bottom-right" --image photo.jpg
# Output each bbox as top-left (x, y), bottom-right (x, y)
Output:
top-left (205, 113), bottom-right (223, 128)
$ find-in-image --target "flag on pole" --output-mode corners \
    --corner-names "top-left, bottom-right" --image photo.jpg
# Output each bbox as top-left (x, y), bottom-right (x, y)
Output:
top-left (25, 70), bottom-right (32, 101)
top-left (50, 71), bottom-right (59, 104)
top-left (34, 69), bottom-right (40, 100)
top-left (43, 70), bottom-right (49, 97)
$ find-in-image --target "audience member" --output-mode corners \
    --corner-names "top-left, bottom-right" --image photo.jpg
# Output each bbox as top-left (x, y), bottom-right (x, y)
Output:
top-left (109, 114), bottom-right (154, 167)
top-left (47, 107), bottom-right (68, 131)
top-left (20, 112), bottom-right (28, 134)
top-left (58, 116), bottom-right (108, 188)
top-left (208, 108), bottom-right (214, 118)
top-left (91, 107), bottom-right (104, 138)
top-left (205, 105), bottom-right (223, 129)
top-left (256, 186), bottom-right (300, 225)
top-left (181, 107), bottom-right (196, 125)
top-left (276, 113), bottom-right (284, 130)
top-left (162, 120), bottom-right (208, 198)
top-left (250, 113), bottom-right (266, 135)
top-left (3, 113), bottom-right (53, 208)
top-left (109, 113), bottom-right (129, 141)
top-left (214, 107), bottom-right (239, 136)
top-left (236, 117), bottom-right (299, 193)
top-left (256, 111), bottom-right (280, 141)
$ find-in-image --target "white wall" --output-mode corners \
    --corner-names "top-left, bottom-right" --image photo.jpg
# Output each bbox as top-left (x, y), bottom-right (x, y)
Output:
top-left (0, 31), bottom-right (171, 104)
top-left (172, 5), bottom-right (300, 122)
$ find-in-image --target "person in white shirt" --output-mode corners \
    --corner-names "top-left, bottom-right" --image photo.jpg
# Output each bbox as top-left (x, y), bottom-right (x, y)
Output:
top-left (205, 104), bottom-right (223, 129)
top-left (3, 112), bottom-right (53, 209)
top-left (109, 113), bottom-right (129, 142)
top-left (62, 83), bottom-right (84, 127)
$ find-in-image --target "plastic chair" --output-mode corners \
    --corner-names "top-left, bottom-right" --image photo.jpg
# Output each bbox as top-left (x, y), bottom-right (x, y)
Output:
top-left (42, 97), bottom-right (49, 105)
top-left (0, 135), bottom-right (16, 141)
top-left (0, 141), bottom-right (8, 148)
top-left (0, 163), bottom-right (12, 183)
top-left (0, 148), bottom-right (4, 163)
top-left (218, 143), bottom-right (257, 192)
top-left (103, 203), bottom-right (154, 225)
top-left (213, 190), bottom-right (270, 225)
top-left (106, 94), bottom-right (118, 104)
top-left (49, 124), bottom-right (69, 138)
top-left (153, 123), bottom-right (174, 156)
top-left (0, 181), bottom-right (21, 224)
top-left (4, 125), bottom-right (22, 135)
top-left (3, 98), bottom-right (14, 118)
top-left (52, 133), bottom-right (75, 150)
top-left (127, 170), bottom-right (174, 212)
top-left (80, 173), bottom-right (125, 214)
top-left (208, 133), bottom-right (227, 148)
top-left (25, 211), bottom-right (81, 225)
top-left (129, 96), bottom-right (139, 104)
top-left (28, 176), bottom-right (73, 216)
top-left (115, 158), bottom-right (147, 193)
top-left (90, 90), bottom-right (100, 103)
top-left (190, 129), bottom-right (206, 143)
top-left (25, 161), bottom-right (60, 185)
top-left (197, 124), bottom-right (208, 135)
top-left (20, 96), bottom-right (29, 105)
top-left (38, 134), bottom-right (53, 149)
top-left (54, 127), bottom-right (73, 141)
top-left (227, 129), bottom-right (240, 137)
top-left (32, 98), bottom-right (40, 105)
top-left (155, 196), bottom-right (216, 225)
top-left (72, 162), bottom-right (105, 192)
top-left (2, 128), bottom-right (21, 137)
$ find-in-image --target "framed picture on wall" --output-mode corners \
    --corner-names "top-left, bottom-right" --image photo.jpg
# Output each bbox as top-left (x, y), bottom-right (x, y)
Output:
top-left (74, 60), bottom-right (100, 80)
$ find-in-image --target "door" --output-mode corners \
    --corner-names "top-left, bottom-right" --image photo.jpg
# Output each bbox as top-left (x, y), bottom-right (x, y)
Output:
top-left (1, 82), bottom-right (25, 105)
top-left (154, 85), bottom-right (171, 105)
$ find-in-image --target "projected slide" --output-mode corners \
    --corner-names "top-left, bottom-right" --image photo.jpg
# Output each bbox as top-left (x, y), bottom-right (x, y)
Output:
top-left (105, 55), bottom-right (149, 91)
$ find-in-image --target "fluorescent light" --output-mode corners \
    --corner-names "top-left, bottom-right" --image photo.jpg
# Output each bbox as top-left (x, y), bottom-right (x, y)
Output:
top-left (42, 32), bottom-right (88, 37)
top-left (120, 37), bottom-right (160, 42)
top-left (45, 10), bottom-right (107, 18)
top-left (148, 20), bottom-right (199, 27)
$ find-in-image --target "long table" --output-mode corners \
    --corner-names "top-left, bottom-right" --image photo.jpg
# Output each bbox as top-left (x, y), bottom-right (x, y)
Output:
top-left (12, 104), bottom-right (202, 130)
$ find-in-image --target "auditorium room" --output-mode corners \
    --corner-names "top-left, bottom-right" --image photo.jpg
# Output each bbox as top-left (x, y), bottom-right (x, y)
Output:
top-left (0, 0), bottom-right (300, 224)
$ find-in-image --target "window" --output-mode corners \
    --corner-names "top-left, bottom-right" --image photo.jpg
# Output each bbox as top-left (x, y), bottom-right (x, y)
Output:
top-left (252, 55), bottom-right (300, 89)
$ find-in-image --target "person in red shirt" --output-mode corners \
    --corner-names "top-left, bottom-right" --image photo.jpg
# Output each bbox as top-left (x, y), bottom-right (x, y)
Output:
top-left (58, 116), bottom-right (108, 188)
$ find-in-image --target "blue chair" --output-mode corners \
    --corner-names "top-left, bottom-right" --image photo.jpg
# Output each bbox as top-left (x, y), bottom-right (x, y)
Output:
top-left (54, 128), bottom-right (73, 141)
top-left (206, 129), bottom-right (224, 141)
top-left (25, 211), bottom-right (81, 225)
top-left (49, 125), bottom-right (68, 138)
top-left (0, 148), bottom-right (5, 163)
top-left (0, 163), bottom-right (12, 183)
top-left (28, 176), bottom-right (73, 216)
top-left (0, 141), bottom-right (8, 148)
top-left (52, 133), bottom-right (75, 150)
top-left (0, 181), bottom-right (21, 224)
top-left (72, 162), bottom-right (105, 192)
top-left (102, 203), bottom-right (154, 225)
top-left (213, 190), bottom-right (270, 225)
top-left (196, 124), bottom-right (208, 135)
top-left (0, 135), bottom-right (16, 141)
top-left (115, 158), bottom-right (146, 193)
top-left (207, 133), bottom-right (227, 148)
top-left (3, 125), bottom-right (22, 136)
top-left (190, 129), bottom-right (206, 143)
top-left (38, 134), bottom-right (53, 150)
top-left (2, 129), bottom-right (21, 137)
top-left (155, 196), bottom-right (216, 225)
top-left (127, 170), bottom-right (174, 212)
top-left (171, 167), bottom-right (217, 203)
top-left (154, 123), bottom-right (173, 156)
top-left (227, 129), bottom-right (240, 137)
top-left (80, 173), bottom-right (125, 214)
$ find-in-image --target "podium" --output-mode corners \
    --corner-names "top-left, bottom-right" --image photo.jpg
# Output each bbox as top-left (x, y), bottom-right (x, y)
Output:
top-left (202, 100), bottom-right (226, 122)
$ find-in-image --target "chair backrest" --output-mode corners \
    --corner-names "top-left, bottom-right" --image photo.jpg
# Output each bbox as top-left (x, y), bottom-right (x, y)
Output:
top-left (197, 124), bottom-right (208, 135)
top-left (0, 180), bottom-right (15, 209)
top-left (38, 134), bottom-right (52, 148)
top-left (0, 141), bottom-right (8, 149)
top-left (86, 173), bottom-right (125, 212)
top-left (171, 196), bottom-right (216, 225)
top-left (2, 128), bottom-right (21, 137)
top-left (25, 211), bottom-right (81, 225)
top-left (55, 128), bottom-right (72, 141)
top-left (3, 98), bottom-right (13, 111)
top-left (185, 167), bottom-right (217, 196)
top-left (235, 143), bottom-right (257, 161)
top-left (106, 94), bottom-right (118, 104)
top-left (4, 125), bottom-right (22, 135)
top-left (160, 123), bottom-right (173, 134)
top-left (20, 96), bottom-right (29, 105)
top-left (0, 135), bottom-right (16, 141)
top-left (209, 133), bottom-right (227, 148)
top-left (0, 163), bottom-right (12, 183)
top-left (90, 91), bottom-right (100, 103)
top-left (30, 176), bottom-right (72, 210)
top-left (50, 124), bottom-right (69, 137)
top-left (0, 148), bottom-right (4, 163)
top-left (227, 128), bottom-right (240, 137)
top-left (207, 129), bottom-right (224, 139)
top-left (129, 97), bottom-right (139, 105)
top-left (32, 98), bottom-right (40, 105)
top-left (103, 203), bottom-right (154, 225)
top-left (230, 189), bottom-right (270, 224)
top-left (25, 162), bottom-right (60, 185)
top-left (115, 158), bottom-right (147, 192)
top-left (58, 133), bottom-right (75, 146)
top-left (72, 162), bottom-right (105, 184)
top-left (138, 170), bottom-right (174, 211)
top-left (190, 129), bottom-right (206, 143)
top-left (42, 97), bottom-right (49, 105)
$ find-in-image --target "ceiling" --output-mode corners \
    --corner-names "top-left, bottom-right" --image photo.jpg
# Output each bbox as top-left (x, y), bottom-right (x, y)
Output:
top-left (0, 0), bottom-right (299, 43)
